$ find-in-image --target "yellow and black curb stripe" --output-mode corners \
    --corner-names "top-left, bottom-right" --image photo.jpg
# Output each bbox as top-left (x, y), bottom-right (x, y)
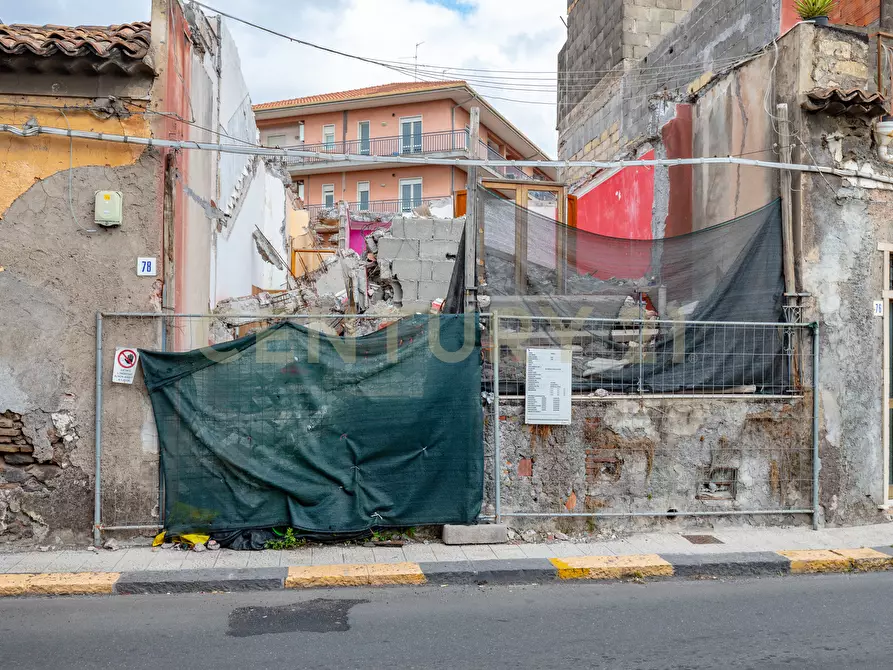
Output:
top-left (1, 547), bottom-right (892, 597)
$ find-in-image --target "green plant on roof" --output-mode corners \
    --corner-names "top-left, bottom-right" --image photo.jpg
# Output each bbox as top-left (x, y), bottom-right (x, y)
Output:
top-left (794, 0), bottom-right (836, 20)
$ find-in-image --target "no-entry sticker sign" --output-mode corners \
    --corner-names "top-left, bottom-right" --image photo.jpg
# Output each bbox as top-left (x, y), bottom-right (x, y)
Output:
top-left (112, 347), bottom-right (140, 384)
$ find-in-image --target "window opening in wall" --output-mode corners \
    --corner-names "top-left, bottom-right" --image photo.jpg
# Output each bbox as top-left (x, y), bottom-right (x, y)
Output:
top-left (298, 122), bottom-right (305, 143)
top-left (401, 116), bottom-right (422, 154)
top-left (696, 466), bottom-right (738, 501)
top-left (357, 181), bottom-right (370, 210)
top-left (323, 124), bottom-right (336, 151)
top-left (296, 180), bottom-right (305, 201)
top-left (322, 183), bottom-right (335, 208)
top-left (358, 121), bottom-right (371, 155)
top-left (399, 178), bottom-right (422, 212)
top-left (266, 134), bottom-right (286, 147)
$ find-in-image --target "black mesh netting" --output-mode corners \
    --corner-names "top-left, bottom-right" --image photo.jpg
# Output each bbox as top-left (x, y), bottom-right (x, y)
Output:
top-left (448, 187), bottom-right (789, 394)
top-left (140, 315), bottom-right (483, 535)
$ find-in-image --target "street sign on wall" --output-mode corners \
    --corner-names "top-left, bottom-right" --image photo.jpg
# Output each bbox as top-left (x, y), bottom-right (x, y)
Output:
top-left (112, 347), bottom-right (140, 384)
top-left (524, 348), bottom-right (572, 425)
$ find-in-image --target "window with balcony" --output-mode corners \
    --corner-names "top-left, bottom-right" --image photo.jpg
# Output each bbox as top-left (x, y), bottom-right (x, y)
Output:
top-left (323, 125), bottom-right (336, 151)
top-left (400, 116), bottom-right (422, 154)
top-left (322, 183), bottom-right (335, 208)
top-left (296, 180), bottom-right (305, 201)
top-left (265, 134), bottom-right (286, 147)
top-left (399, 178), bottom-right (422, 212)
top-left (358, 121), bottom-right (371, 156)
top-left (357, 181), bottom-right (370, 210)
top-left (297, 122), bottom-right (304, 143)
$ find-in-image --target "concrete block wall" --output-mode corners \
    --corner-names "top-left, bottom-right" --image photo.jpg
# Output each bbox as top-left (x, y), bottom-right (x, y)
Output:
top-left (375, 217), bottom-right (464, 309)
top-left (558, 0), bottom-right (783, 181)
top-left (558, 0), bottom-right (625, 116)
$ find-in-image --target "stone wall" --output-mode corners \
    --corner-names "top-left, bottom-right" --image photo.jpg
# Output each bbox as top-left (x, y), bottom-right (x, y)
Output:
top-left (484, 398), bottom-right (814, 532)
top-left (0, 411), bottom-right (70, 542)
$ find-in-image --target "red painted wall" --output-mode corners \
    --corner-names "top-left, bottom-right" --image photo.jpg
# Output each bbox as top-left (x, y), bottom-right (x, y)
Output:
top-left (575, 150), bottom-right (655, 240)
top-left (571, 150), bottom-right (655, 280)
top-left (662, 104), bottom-right (693, 237)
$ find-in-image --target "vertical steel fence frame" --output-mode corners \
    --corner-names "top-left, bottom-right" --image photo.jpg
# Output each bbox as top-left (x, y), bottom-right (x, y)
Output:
top-left (488, 312), bottom-right (821, 526)
top-left (94, 311), bottom-right (450, 545)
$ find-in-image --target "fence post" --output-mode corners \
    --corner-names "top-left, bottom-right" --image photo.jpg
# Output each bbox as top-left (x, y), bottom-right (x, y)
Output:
top-left (812, 322), bottom-right (821, 530)
top-left (493, 312), bottom-right (502, 524)
top-left (465, 107), bottom-right (480, 313)
top-left (637, 294), bottom-right (645, 394)
top-left (93, 312), bottom-right (103, 547)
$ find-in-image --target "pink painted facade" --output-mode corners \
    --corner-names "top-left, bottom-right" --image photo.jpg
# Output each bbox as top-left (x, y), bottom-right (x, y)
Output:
top-left (255, 83), bottom-right (551, 208)
top-left (302, 165), bottom-right (460, 208)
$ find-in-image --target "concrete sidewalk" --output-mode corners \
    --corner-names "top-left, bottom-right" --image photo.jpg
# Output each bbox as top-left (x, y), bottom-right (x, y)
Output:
top-left (3, 522), bottom-right (893, 575)
top-left (2, 523), bottom-right (893, 596)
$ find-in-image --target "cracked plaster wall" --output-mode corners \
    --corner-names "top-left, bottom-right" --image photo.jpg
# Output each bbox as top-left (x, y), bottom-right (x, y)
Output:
top-left (0, 150), bottom-right (163, 546)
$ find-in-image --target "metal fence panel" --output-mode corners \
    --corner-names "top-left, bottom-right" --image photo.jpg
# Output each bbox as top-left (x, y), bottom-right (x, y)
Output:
top-left (488, 313), bottom-right (818, 525)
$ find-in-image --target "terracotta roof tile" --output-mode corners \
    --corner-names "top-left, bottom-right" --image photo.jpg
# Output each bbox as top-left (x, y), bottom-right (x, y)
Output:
top-left (253, 80), bottom-right (468, 111)
top-left (802, 87), bottom-right (888, 117)
top-left (0, 22), bottom-right (151, 61)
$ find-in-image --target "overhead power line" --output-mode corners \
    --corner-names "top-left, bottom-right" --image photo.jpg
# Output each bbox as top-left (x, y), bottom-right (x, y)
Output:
top-left (192, 1), bottom-right (757, 108)
top-left (0, 121), bottom-right (879, 187)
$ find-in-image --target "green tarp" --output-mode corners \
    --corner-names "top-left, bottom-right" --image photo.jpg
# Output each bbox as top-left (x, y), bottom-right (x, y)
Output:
top-left (140, 314), bottom-right (483, 535)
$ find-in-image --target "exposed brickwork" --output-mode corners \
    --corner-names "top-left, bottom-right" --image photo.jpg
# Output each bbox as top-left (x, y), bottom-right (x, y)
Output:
top-left (0, 410), bottom-right (67, 541)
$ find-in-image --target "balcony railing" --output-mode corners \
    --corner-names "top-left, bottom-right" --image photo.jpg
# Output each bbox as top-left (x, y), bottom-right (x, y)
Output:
top-left (285, 130), bottom-right (469, 167)
top-left (478, 140), bottom-right (538, 181)
top-left (307, 196), bottom-right (451, 224)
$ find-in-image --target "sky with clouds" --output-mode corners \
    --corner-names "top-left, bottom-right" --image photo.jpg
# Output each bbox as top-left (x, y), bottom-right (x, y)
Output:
top-left (6, 0), bottom-right (567, 155)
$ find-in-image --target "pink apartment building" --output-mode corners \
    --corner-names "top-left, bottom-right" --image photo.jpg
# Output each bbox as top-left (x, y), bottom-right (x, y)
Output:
top-left (253, 80), bottom-right (556, 219)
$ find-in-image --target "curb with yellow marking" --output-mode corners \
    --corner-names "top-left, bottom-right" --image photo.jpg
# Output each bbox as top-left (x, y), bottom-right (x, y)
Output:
top-left (285, 562), bottom-right (426, 588)
top-left (0, 547), bottom-right (891, 597)
top-left (550, 554), bottom-right (674, 580)
top-left (778, 548), bottom-right (893, 574)
top-left (0, 572), bottom-right (119, 596)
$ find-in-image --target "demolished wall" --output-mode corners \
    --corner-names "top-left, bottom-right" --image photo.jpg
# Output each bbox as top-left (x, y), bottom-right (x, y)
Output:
top-left (485, 398), bottom-right (813, 532)
top-left (374, 216), bottom-right (465, 311)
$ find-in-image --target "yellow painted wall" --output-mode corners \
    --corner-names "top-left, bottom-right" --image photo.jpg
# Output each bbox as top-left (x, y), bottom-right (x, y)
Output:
top-left (0, 95), bottom-right (151, 218)
top-left (288, 207), bottom-right (325, 276)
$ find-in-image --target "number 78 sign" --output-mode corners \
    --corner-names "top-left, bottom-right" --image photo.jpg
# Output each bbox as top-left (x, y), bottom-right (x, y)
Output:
top-left (137, 257), bottom-right (157, 277)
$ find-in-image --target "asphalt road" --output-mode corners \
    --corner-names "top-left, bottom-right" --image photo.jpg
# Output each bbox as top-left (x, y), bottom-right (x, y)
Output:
top-left (1, 574), bottom-right (891, 669)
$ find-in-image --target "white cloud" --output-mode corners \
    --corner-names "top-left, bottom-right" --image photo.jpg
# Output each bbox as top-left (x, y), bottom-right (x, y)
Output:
top-left (7, 0), bottom-right (565, 154)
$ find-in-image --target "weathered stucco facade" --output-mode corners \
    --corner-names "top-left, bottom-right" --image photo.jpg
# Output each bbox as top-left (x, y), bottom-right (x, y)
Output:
top-left (0, 1), bottom-right (300, 546)
top-left (539, 22), bottom-right (893, 531)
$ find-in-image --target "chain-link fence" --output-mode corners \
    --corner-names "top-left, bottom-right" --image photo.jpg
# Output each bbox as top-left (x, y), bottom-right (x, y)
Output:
top-left (485, 312), bottom-right (818, 525)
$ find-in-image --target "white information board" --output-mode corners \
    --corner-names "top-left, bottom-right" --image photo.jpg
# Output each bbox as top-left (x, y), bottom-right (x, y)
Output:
top-left (524, 348), bottom-right (572, 425)
top-left (112, 347), bottom-right (140, 384)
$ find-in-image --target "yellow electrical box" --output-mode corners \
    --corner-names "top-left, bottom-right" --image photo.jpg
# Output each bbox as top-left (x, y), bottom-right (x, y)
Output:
top-left (94, 190), bottom-right (123, 226)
